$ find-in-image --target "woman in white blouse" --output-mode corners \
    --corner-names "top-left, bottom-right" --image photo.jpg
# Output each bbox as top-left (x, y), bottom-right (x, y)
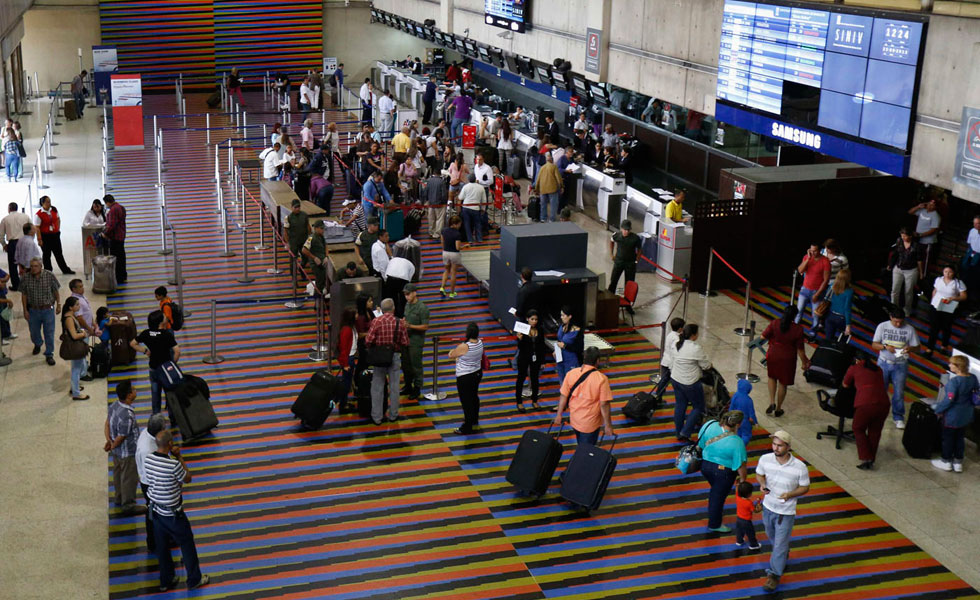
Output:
top-left (82, 199), bottom-right (106, 227)
top-left (926, 265), bottom-right (968, 355)
top-left (669, 323), bottom-right (712, 442)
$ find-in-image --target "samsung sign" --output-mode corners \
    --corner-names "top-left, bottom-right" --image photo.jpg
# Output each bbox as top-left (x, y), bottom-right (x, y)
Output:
top-left (716, 103), bottom-right (910, 176)
top-left (771, 123), bottom-right (822, 150)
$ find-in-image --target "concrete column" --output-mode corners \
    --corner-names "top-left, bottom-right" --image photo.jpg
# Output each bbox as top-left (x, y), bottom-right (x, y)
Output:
top-left (441, 0), bottom-right (454, 36)
top-left (584, 0), bottom-right (612, 82)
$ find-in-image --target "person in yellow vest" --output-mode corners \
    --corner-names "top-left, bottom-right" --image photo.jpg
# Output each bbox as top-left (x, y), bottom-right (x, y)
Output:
top-left (664, 188), bottom-right (689, 224)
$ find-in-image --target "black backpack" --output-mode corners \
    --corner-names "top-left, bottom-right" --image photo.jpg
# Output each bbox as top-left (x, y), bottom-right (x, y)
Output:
top-left (165, 301), bottom-right (185, 331)
top-left (328, 73), bottom-right (337, 87)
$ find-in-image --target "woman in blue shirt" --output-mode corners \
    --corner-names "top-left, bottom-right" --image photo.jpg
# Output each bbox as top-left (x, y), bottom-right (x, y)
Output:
top-left (823, 268), bottom-right (854, 341)
top-left (697, 410), bottom-right (748, 532)
top-left (554, 305), bottom-right (583, 387)
top-left (932, 355), bottom-right (977, 473)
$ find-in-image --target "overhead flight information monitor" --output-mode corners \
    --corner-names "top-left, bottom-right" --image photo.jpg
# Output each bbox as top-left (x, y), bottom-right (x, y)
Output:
top-left (715, 0), bottom-right (927, 176)
top-left (485, 0), bottom-right (529, 33)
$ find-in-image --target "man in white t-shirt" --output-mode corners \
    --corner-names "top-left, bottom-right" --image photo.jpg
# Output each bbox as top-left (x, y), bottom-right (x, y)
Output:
top-left (909, 197), bottom-right (941, 272)
top-left (260, 143), bottom-right (282, 180)
top-left (756, 430), bottom-right (810, 593)
top-left (377, 91), bottom-right (396, 137)
top-left (298, 76), bottom-right (313, 120)
top-left (573, 112), bottom-right (589, 134)
top-left (371, 229), bottom-right (391, 279)
top-left (359, 78), bottom-right (373, 124)
top-left (871, 308), bottom-right (920, 429)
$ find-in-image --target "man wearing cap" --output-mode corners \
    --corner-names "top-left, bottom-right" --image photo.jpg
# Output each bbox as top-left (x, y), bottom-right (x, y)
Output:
top-left (301, 220), bottom-right (329, 292)
top-left (608, 219), bottom-right (642, 299)
top-left (755, 430), bottom-right (811, 592)
top-left (402, 283), bottom-right (429, 400)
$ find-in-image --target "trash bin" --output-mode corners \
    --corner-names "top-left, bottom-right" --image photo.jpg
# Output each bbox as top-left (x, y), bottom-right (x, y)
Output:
top-left (82, 225), bottom-right (103, 278)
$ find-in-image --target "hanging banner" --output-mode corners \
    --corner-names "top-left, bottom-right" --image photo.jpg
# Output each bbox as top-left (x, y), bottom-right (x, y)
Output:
top-left (953, 106), bottom-right (980, 192)
top-left (92, 46), bottom-right (117, 105)
top-left (111, 74), bottom-right (144, 150)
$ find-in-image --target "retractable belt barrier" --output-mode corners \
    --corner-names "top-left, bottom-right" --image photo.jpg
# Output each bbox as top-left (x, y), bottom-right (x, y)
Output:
top-left (704, 246), bottom-right (755, 337)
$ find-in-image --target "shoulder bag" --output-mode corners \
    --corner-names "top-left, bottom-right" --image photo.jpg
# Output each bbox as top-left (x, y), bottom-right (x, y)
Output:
top-left (815, 290), bottom-right (833, 318)
top-left (675, 421), bottom-right (733, 475)
top-left (59, 320), bottom-right (89, 361)
top-left (365, 319), bottom-right (399, 368)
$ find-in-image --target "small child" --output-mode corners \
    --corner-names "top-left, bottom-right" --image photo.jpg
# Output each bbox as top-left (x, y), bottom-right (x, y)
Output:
top-left (735, 481), bottom-right (762, 549)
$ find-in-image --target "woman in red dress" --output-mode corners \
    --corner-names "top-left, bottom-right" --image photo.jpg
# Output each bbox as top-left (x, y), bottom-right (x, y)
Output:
top-left (763, 306), bottom-right (810, 417)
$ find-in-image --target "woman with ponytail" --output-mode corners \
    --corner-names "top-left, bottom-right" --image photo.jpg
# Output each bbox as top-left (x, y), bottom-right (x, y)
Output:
top-left (670, 323), bottom-right (712, 441)
top-left (762, 306), bottom-right (810, 417)
top-left (697, 410), bottom-right (748, 532)
top-left (842, 353), bottom-right (890, 470)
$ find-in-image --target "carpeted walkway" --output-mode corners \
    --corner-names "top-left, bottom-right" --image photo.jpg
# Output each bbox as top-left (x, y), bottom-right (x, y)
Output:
top-left (103, 93), bottom-right (978, 599)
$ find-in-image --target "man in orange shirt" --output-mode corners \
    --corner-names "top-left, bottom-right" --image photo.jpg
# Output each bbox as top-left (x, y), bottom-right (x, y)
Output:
top-left (553, 347), bottom-right (614, 445)
top-left (154, 286), bottom-right (174, 330)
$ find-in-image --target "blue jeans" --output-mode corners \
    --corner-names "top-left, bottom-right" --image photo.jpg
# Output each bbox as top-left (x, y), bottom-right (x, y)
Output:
top-left (541, 192), bottom-right (559, 222)
top-left (28, 307), bottom-right (55, 357)
top-left (574, 428), bottom-right (599, 446)
top-left (73, 92), bottom-right (85, 116)
top-left (555, 358), bottom-right (580, 388)
top-left (5, 154), bottom-right (20, 181)
top-left (462, 207), bottom-right (482, 243)
top-left (795, 286), bottom-right (818, 326)
top-left (701, 460), bottom-right (737, 529)
top-left (70, 358), bottom-right (86, 396)
top-left (762, 507), bottom-right (796, 577)
top-left (450, 118), bottom-right (467, 144)
top-left (149, 366), bottom-right (167, 414)
top-left (824, 313), bottom-right (846, 341)
top-left (672, 379), bottom-right (705, 438)
top-left (879, 360), bottom-right (908, 421)
top-left (371, 352), bottom-right (401, 422)
top-left (152, 510), bottom-right (203, 588)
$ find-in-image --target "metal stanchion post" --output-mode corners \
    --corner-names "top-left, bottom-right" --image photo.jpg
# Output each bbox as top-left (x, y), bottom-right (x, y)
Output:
top-left (182, 98), bottom-right (187, 127)
top-left (36, 162), bottom-right (46, 190)
top-left (682, 276), bottom-right (689, 320)
top-left (156, 146), bottom-right (163, 188)
top-left (790, 269), bottom-right (799, 303)
top-left (284, 256), bottom-right (303, 309)
top-left (237, 223), bottom-right (254, 283)
top-left (160, 183), bottom-right (171, 230)
top-left (46, 128), bottom-right (56, 159)
top-left (700, 247), bottom-right (717, 298)
top-left (737, 320), bottom-right (761, 383)
top-left (321, 109), bottom-right (326, 136)
top-left (239, 180), bottom-right (250, 226)
top-left (159, 130), bottom-right (167, 166)
top-left (219, 207), bottom-right (235, 257)
top-left (201, 299), bottom-right (225, 364)
top-left (256, 204), bottom-right (271, 252)
top-left (309, 293), bottom-right (328, 361)
top-left (153, 115), bottom-right (158, 148)
top-left (206, 113), bottom-right (211, 145)
top-left (225, 139), bottom-right (233, 178)
top-left (242, 111), bottom-right (247, 135)
top-left (167, 231), bottom-right (184, 286)
top-left (262, 123), bottom-right (267, 142)
top-left (424, 337), bottom-right (447, 400)
top-left (734, 281), bottom-right (752, 336)
top-left (159, 205), bottom-right (172, 255)
top-left (175, 257), bottom-right (191, 317)
top-left (650, 321), bottom-right (668, 385)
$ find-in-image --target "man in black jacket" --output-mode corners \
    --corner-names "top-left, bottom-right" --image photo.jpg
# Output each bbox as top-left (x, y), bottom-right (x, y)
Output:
top-left (422, 75), bottom-right (437, 125)
top-left (545, 115), bottom-right (561, 146)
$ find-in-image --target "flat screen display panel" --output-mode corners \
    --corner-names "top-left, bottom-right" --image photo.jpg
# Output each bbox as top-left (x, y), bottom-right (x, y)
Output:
top-left (716, 0), bottom-right (926, 155)
top-left (485, 0), bottom-right (529, 33)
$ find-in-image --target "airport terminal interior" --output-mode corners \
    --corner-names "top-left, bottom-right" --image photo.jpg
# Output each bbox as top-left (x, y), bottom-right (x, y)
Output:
top-left (3, 0), bottom-right (980, 598)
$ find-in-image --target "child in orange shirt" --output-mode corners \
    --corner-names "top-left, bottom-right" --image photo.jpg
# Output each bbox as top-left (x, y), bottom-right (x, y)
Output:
top-left (735, 480), bottom-right (761, 549)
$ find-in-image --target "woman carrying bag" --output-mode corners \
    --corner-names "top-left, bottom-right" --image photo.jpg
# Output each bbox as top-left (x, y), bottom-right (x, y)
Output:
top-left (448, 322), bottom-right (484, 435)
top-left (515, 309), bottom-right (548, 413)
top-left (60, 297), bottom-right (90, 400)
top-left (932, 355), bottom-right (977, 473)
top-left (697, 410), bottom-right (748, 533)
top-left (671, 323), bottom-right (712, 442)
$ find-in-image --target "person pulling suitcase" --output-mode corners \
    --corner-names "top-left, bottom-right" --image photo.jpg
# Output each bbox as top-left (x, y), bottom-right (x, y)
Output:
top-left (552, 347), bottom-right (614, 446)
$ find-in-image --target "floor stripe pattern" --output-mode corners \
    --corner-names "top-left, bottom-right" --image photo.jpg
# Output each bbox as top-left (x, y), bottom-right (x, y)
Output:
top-left (104, 94), bottom-right (978, 599)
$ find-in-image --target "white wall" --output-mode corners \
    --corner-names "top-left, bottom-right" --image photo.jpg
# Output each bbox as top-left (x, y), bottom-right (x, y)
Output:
top-left (21, 5), bottom-right (101, 92)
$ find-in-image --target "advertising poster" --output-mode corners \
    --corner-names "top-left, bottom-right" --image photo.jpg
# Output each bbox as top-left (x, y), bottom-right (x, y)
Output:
top-left (110, 74), bottom-right (144, 149)
top-left (92, 46), bottom-right (117, 105)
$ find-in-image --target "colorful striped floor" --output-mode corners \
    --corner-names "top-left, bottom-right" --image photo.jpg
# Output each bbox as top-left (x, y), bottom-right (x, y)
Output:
top-left (104, 94), bottom-right (978, 599)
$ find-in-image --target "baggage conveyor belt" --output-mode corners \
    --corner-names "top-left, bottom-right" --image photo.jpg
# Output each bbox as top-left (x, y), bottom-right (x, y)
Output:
top-left (460, 249), bottom-right (492, 297)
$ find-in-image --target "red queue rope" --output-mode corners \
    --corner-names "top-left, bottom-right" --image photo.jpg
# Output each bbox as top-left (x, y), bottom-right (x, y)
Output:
top-left (710, 248), bottom-right (749, 284)
top-left (638, 254), bottom-right (686, 284)
top-left (433, 321), bottom-right (663, 345)
top-left (242, 185), bottom-right (314, 284)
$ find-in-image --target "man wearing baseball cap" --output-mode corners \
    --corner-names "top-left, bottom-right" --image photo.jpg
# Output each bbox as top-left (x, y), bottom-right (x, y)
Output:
top-left (755, 430), bottom-right (810, 592)
top-left (401, 283), bottom-right (429, 400)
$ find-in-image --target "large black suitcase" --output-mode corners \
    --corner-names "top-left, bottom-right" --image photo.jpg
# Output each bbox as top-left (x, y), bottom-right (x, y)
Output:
top-left (166, 377), bottom-right (218, 443)
top-left (559, 435), bottom-right (618, 512)
top-left (623, 391), bottom-right (660, 423)
top-left (89, 342), bottom-right (111, 379)
top-left (855, 294), bottom-right (895, 325)
top-left (804, 336), bottom-right (855, 388)
top-left (506, 424), bottom-right (564, 497)
top-left (206, 91), bottom-right (221, 108)
top-left (902, 400), bottom-right (941, 459)
top-left (291, 369), bottom-right (339, 429)
top-left (527, 197), bottom-right (540, 221)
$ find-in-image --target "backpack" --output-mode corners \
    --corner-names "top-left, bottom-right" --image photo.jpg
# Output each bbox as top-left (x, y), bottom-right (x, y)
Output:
top-left (164, 301), bottom-right (185, 331)
top-left (328, 73), bottom-right (337, 87)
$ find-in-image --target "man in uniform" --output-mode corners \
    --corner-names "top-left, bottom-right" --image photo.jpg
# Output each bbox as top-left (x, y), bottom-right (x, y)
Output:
top-left (301, 220), bottom-right (329, 293)
top-left (285, 200), bottom-right (311, 270)
top-left (608, 219), bottom-right (642, 300)
top-left (402, 283), bottom-right (430, 400)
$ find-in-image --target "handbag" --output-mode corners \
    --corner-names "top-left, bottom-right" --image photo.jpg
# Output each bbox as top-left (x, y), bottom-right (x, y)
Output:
top-left (815, 290), bottom-right (832, 318)
top-left (675, 420), bottom-right (732, 475)
top-left (59, 331), bottom-right (89, 361)
top-left (481, 348), bottom-right (491, 371)
top-left (17, 141), bottom-right (26, 158)
top-left (365, 319), bottom-right (399, 367)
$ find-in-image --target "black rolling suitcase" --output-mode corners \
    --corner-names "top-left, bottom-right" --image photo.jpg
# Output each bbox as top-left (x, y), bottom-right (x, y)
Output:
top-left (559, 435), bottom-right (618, 512)
top-left (527, 197), bottom-right (540, 221)
top-left (902, 401), bottom-right (941, 459)
top-left (623, 391), bottom-right (660, 423)
top-left (291, 369), bottom-right (340, 429)
top-left (206, 91), bottom-right (221, 108)
top-left (89, 341), bottom-right (111, 379)
top-left (855, 294), bottom-right (895, 325)
top-left (804, 335), bottom-right (854, 388)
top-left (506, 424), bottom-right (564, 497)
top-left (166, 377), bottom-right (218, 443)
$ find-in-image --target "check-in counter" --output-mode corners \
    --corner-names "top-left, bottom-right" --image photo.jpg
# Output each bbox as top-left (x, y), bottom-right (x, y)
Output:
top-left (580, 164), bottom-right (626, 230)
top-left (657, 220), bottom-right (693, 282)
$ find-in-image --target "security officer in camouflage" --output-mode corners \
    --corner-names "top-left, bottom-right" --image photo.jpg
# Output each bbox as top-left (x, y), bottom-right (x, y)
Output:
top-left (301, 220), bottom-right (329, 292)
top-left (401, 283), bottom-right (430, 400)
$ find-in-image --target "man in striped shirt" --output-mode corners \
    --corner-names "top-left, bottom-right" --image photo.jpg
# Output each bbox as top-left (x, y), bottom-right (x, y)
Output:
top-left (145, 429), bottom-right (209, 591)
top-left (103, 380), bottom-right (146, 516)
top-left (756, 430), bottom-right (810, 592)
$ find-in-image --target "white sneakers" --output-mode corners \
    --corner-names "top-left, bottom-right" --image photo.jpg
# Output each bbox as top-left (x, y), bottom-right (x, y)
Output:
top-left (931, 458), bottom-right (953, 472)
top-left (894, 420), bottom-right (906, 430)
top-left (953, 461), bottom-right (964, 473)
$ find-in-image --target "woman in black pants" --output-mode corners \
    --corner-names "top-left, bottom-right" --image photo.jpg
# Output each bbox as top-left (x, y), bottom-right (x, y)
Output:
top-left (449, 321), bottom-right (484, 434)
top-left (926, 265), bottom-right (968, 356)
top-left (515, 309), bottom-right (548, 412)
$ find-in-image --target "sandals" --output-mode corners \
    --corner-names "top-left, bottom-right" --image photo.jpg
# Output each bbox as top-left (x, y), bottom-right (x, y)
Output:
top-left (531, 401), bottom-right (541, 411)
top-left (774, 409), bottom-right (784, 417)
top-left (72, 395), bottom-right (90, 401)
top-left (765, 404), bottom-right (775, 415)
top-left (516, 402), bottom-right (526, 414)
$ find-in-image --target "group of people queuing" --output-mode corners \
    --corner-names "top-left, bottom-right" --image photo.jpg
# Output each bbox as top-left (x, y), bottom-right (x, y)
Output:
top-left (2, 117), bottom-right (26, 182)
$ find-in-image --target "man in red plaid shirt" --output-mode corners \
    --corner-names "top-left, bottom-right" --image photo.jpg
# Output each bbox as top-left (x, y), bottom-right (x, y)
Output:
top-left (365, 298), bottom-right (409, 425)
